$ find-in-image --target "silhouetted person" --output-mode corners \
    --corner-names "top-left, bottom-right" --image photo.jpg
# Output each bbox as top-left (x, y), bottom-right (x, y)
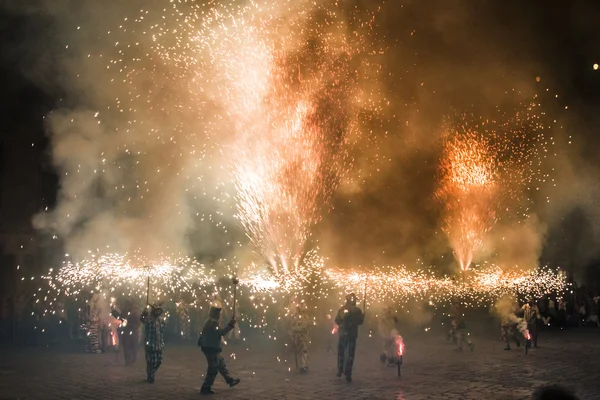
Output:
top-left (335, 293), bottom-right (364, 382)
top-left (198, 305), bottom-right (240, 395)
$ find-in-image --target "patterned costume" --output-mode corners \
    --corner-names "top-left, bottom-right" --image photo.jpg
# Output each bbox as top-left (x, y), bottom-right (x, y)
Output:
top-left (522, 301), bottom-right (540, 348)
top-left (85, 311), bottom-right (102, 354)
top-left (141, 304), bottom-right (165, 383)
top-left (176, 302), bottom-right (191, 340)
top-left (335, 293), bottom-right (365, 382)
top-left (199, 306), bottom-right (240, 395)
top-left (291, 305), bottom-right (311, 373)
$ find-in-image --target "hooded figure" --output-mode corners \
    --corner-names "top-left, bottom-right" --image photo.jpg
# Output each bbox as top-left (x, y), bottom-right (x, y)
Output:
top-left (198, 305), bottom-right (241, 395)
top-left (291, 303), bottom-right (311, 373)
top-left (140, 303), bottom-right (165, 383)
top-left (111, 299), bottom-right (141, 365)
top-left (335, 293), bottom-right (365, 382)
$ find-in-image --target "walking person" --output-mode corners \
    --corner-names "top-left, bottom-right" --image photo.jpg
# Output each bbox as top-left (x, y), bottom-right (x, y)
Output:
top-left (335, 293), bottom-right (365, 382)
top-left (198, 304), bottom-right (241, 395)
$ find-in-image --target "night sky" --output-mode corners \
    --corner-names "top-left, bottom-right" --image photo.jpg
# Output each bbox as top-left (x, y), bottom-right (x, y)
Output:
top-left (0, 0), bottom-right (599, 281)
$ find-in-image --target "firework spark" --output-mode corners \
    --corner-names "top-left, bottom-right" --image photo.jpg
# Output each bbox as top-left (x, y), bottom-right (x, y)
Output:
top-left (44, 253), bottom-right (214, 301)
top-left (437, 130), bottom-right (498, 272)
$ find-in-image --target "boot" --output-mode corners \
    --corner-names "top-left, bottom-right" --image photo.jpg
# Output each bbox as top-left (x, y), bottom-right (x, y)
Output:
top-left (228, 378), bottom-right (241, 388)
top-left (200, 387), bottom-right (215, 395)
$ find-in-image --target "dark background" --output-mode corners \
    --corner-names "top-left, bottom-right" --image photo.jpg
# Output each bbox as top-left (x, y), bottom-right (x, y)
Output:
top-left (1, 0), bottom-right (599, 314)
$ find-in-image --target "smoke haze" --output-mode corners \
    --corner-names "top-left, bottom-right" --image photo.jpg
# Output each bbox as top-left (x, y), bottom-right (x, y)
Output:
top-left (2, 0), bottom-right (598, 275)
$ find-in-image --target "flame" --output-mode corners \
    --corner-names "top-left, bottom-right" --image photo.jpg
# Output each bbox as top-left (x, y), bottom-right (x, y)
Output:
top-left (392, 330), bottom-right (404, 356)
top-left (331, 324), bottom-right (338, 335)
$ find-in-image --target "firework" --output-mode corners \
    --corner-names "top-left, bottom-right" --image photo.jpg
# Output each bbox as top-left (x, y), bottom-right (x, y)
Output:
top-left (326, 263), bottom-right (567, 307)
top-left (218, 3), bottom-right (383, 279)
top-left (436, 130), bottom-right (498, 272)
top-left (44, 253), bottom-right (214, 301)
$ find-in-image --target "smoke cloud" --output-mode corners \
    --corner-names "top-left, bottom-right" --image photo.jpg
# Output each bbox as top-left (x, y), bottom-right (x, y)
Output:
top-left (3, 0), bottom-right (598, 275)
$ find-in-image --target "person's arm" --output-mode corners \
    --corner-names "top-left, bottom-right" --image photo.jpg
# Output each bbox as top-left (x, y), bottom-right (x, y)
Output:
top-left (334, 309), bottom-right (343, 326)
top-left (208, 318), bottom-right (235, 337)
top-left (140, 308), bottom-right (149, 324)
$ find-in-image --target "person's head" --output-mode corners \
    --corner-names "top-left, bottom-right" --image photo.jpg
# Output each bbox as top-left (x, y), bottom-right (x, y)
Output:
top-left (532, 385), bottom-right (578, 400)
top-left (296, 303), bottom-right (308, 317)
top-left (345, 293), bottom-right (357, 306)
top-left (150, 303), bottom-right (163, 317)
top-left (209, 305), bottom-right (222, 321)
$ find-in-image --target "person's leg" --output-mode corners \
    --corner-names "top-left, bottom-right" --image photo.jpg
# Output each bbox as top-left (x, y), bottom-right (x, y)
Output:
top-left (532, 321), bottom-right (539, 347)
top-left (337, 335), bottom-right (347, 376)
top-left (217, 355), bottom-right (240, 387)
top-left (344, 337), bottom-right (357, 381)
top-left (145, 349), bottom-right (153, 382)
top-left (201, 353), bottom-right (219, 393)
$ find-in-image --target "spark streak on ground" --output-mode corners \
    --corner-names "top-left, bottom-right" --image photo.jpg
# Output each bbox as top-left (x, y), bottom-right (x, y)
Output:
top-left (436, 131), bottom-right (498, 272)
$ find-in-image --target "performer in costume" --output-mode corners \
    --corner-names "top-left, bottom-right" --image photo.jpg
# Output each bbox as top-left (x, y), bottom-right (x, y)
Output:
top-left (335, 293), bottom-right (365, 382)
top-left (140, 303), bottom-right (166, 383)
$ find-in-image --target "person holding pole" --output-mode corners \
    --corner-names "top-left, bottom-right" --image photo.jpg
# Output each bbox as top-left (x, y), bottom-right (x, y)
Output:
top-left (335, 292), bottom-right (365, 382)
top-left (198, 278), bottom-right (241, 395)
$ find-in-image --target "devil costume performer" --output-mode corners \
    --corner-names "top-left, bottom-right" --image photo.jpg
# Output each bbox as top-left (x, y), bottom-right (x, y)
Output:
top-left (291, 304), bottom-right (311, 373)
top-left (140, 304), bottom-right (165, 383)
top-left (198, 305), bottom-right (241, 395)
top-left (335, 293), bottom-right (365, 382)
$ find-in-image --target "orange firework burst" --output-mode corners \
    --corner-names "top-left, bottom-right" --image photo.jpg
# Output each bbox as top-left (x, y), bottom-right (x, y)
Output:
top-left (436, 129), bottom-right (498, 272)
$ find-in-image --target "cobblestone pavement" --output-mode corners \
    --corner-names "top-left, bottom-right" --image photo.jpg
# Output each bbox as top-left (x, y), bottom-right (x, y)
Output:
top-left (1, 328), bottom-right (599, 400)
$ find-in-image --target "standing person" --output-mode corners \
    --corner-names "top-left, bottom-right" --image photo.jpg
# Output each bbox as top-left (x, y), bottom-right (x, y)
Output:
top-left (446, 300), bottom-right (460, 344)
top-left (454, 313), bottom-right (475, 352)
top-left (335, 293), bottom-right (365, 382)
top-left (140, 303), bottom-right (165, 383)
top-left (450, 301), bottom-right (474, 352)
top-left (198, 305), bottom-right (241, 395)
top-left (522, 299), bottom-right (539, 348)
top-left (111, 299), bottom-right (142, 365)
top-left (291, 303), bottom-right (311, 373)
top-left (85, 309), bottom-right (102, 354)
top-left (176, 302), bottom-right (191, 341)
top-left (500, 302), bottom-right (521, 351)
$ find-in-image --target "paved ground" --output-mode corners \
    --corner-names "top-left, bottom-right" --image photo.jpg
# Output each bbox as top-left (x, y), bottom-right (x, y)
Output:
top-left (0, 328), bottom-right (599, 400)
